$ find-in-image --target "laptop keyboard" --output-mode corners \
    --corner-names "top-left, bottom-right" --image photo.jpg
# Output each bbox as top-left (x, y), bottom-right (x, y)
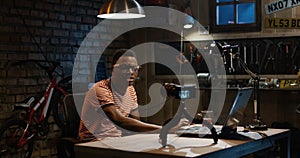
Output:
top-left (176, 125), bottom-right (262, 140)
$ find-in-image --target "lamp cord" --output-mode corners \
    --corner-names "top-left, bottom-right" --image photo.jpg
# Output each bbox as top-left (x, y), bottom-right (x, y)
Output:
top-left (296, 104), bottom-right (300, 114)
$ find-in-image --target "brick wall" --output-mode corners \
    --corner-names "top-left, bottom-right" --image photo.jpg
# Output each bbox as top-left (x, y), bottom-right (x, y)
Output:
top-left (0, 0), bottom-right (128, 157)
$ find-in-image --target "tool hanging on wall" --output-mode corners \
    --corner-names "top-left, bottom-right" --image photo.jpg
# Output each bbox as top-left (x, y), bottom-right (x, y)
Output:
top-left (250, 42), bottom-right (255, 67)
top-left (217, 42), bottom-right (241, 74)
top-left (264, 42), bottom-right (277, 74)
top-left (283, 42), bottom-right (292, 74)
top-left (291, 41), bottom-right (300, 73)
top-left (259, 40), bottom-right (273, 74)
top-left (255, 43), bottom-right (260, 66)
top-left (276, 41), bottom-right (292, 74)
top-left (243, 45), bottom-right (247, 65)
top-left (276, 41), bottom-right (285, 73)
top-left (234, 44), bottom-right (242, 74)
top-left (217, 42), bottom-right (231, 74)
top-left (253, 43), bottom-right (260, 73)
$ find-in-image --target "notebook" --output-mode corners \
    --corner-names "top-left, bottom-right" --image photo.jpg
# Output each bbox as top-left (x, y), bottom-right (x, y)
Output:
top-left (176, 87), bottom-right (257, 140)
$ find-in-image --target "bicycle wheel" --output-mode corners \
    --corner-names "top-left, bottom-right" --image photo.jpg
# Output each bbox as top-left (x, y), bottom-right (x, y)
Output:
top-left (51, 76), bottom-right (80, 137)
top-left (0, 119), bottom-right (34, 158)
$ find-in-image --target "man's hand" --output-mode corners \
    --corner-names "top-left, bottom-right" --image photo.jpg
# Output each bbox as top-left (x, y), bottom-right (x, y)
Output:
top-left (169, 118), bottom-right (191, 133)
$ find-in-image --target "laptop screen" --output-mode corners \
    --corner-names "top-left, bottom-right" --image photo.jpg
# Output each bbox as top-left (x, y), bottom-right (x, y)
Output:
top-left (223, 87), bottom-right (253, 129)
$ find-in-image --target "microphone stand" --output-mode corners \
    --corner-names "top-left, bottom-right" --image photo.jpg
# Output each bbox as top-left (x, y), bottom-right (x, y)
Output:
top-left (234, 54), bottom-right (267, 130)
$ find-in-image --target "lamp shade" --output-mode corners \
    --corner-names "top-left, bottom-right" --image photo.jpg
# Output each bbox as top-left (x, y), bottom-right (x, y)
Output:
top-left (183, 14), bottom-right (194, 29)
top-left (98, 0), bottom-right (145, 19)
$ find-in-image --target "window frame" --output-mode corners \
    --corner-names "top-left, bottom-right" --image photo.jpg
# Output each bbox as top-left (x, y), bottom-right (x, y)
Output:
top-left (209, 0), bottom-right (261, 33)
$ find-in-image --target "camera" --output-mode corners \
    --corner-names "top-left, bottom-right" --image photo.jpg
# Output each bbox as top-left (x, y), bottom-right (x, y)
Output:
top-left (163, 83), bottom-right (196, 99)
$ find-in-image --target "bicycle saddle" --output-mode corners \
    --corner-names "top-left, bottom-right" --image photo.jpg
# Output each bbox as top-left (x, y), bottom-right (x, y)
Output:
top-left (15, 96), bottom-right (35, 108)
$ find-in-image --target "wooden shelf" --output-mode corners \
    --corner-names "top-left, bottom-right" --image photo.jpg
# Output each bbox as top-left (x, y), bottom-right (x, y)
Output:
top-left (226, 74), bottom-right (298, 80)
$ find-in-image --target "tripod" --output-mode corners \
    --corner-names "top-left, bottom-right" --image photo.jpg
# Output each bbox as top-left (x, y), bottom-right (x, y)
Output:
top-left (159, 99), bottom-right (218, 147)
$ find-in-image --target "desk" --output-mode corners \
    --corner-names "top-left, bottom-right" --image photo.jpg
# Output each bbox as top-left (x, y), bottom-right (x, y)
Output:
top-left (75, 128), bottom-right (290, 158)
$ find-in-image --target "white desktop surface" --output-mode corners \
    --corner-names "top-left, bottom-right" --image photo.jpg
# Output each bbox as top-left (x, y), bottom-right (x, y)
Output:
top-left (75, 128), bottom-right (290, 158)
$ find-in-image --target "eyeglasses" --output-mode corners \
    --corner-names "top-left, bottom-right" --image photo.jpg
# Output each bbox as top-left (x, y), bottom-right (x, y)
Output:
top-left (114, 64), bottom-right (141, 72)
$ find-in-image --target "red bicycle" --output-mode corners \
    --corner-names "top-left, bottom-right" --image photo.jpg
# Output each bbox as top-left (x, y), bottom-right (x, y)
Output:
top-left (0, 60), bottom-right (78, 158)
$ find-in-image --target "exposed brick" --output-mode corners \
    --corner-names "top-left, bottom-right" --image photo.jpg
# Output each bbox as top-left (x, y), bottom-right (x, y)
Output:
top-left (0, 25), bottom-right (14, 33)
top-left (50, 38), bottom-right (59, 44)
top-left (54, 4), bottom-right (71, 12)
top-left (0, 44), bottom-right (19, 52)
top-left (0, 54), bottom-right (7, 60)
top-left (0, 62), bottom-right (8, 69)
top-left (0, 70), bottom-right (7, 77)
top-left (35, 2), bottom-right (54, 10)
top-left (38, 77), bottom-right (49, 84)
top-left (71, 31), bottom-right (84, 38)
top-left (26, 85), bottom-right (45, 93)
top-left (93, 1), bottom-right (103, 9)
top-left (7, 87), bottom-right (26, 94)
top-left (77, 39), bottom-right (83, 46)
top-left (19, 45), bottom-right (39, 52)
top-left (14, 26), bottom-right (27, 33)
top-left (71, 7), bottom-right (87, 15)
top-left (3, 78), bottom-right (17, 85)
top-left (46, 0), bottom-right (61, 4)
top-left (0, 0), bottom-right (111, 157)
top-left (27, 53), bottom-right (44, 60)
top-left (87, 9), bottom-right (98, 16)
top-left (0, 86), bottom-right (6, 94)
top-left (53, 30), bottom-right (69, 37)
top-left (82, 16), bottom-right (96, 24)
top-left (15, 1), bottom-right (34, 8)
top-left (2, 95), bottom-right (15, 103)
top-left (61, 22), bottom-right (72, 29)
top-left (15, 95), bottom-right (27, 102)
top-left (78, 1), bottom-right (93, 7)
top-left (49, 12), bottom-right (65, 21)
top-left (75, 15), bottom-right (84, 22)
top-left (45, 21), bottom-right (60, 28)
top-left (1, 0), bottom-right (14, 7)
top-left (25, 19), bottom-right (43, 27)
top-left (27, 70), bottom-right (44, 77)
top-left (21, 36), bottom-right (39, 44)
top-left (9, 35), bottom-right (21, 43)
top-left (2, 16), bottom-right (23, 25)
top-left (59, 38), bottom-right (68, 44)
top-left (18, 78), bottom-right (38, 86)
top-left (0, 108), bottom-right (14, 120)
top-left (7, 70), bottom-right (27, 77)
top-left (65, 15), bottom-right (75, 22)
top-left (68, 39), bottom-right (77, 45)
top-left (30, 10), bottom-right (48, 19)
top-left (78, 24), bottom-right (93, 31)
top-left (10, 8), bottom-right (30, 16)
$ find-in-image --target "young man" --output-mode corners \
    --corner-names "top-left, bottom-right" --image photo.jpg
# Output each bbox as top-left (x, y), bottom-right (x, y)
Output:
top-left (78, 49), bottom-right (188, 142)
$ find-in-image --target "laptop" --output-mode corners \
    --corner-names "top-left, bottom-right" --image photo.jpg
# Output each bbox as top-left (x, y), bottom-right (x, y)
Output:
top-left (176, 87), bottom-right (257, 140)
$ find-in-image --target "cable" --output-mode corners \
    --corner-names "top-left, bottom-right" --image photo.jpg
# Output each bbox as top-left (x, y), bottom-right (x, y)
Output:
top-left (296, 104), bottom-right (300, 114)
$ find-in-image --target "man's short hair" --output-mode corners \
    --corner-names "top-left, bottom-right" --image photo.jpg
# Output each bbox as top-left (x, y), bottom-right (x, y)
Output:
top-left (112, 49), bottom-right (136, 66)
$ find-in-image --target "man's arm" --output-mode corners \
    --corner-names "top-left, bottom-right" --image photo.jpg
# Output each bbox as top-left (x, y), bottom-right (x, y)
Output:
top-left (129, 107), bottom-right (140, 120)
top-left (102, 104), bottom-right (161, 132)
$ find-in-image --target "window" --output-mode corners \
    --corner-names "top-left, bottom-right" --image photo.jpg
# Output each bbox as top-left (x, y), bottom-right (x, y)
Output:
top-left (210, 0), bottom-right (261, 33)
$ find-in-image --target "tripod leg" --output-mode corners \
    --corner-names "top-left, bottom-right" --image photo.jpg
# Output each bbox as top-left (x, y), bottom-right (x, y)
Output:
top-left (159, 105), bottom-right (184, 147)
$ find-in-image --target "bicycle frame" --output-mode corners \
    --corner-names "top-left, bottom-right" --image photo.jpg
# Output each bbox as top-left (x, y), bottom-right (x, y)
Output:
top-left (17, 77), bottom-right (68, 147)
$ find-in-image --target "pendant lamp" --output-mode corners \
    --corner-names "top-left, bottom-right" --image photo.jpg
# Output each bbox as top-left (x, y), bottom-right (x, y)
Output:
top-left (98, 0), bottom-right (145, 19)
